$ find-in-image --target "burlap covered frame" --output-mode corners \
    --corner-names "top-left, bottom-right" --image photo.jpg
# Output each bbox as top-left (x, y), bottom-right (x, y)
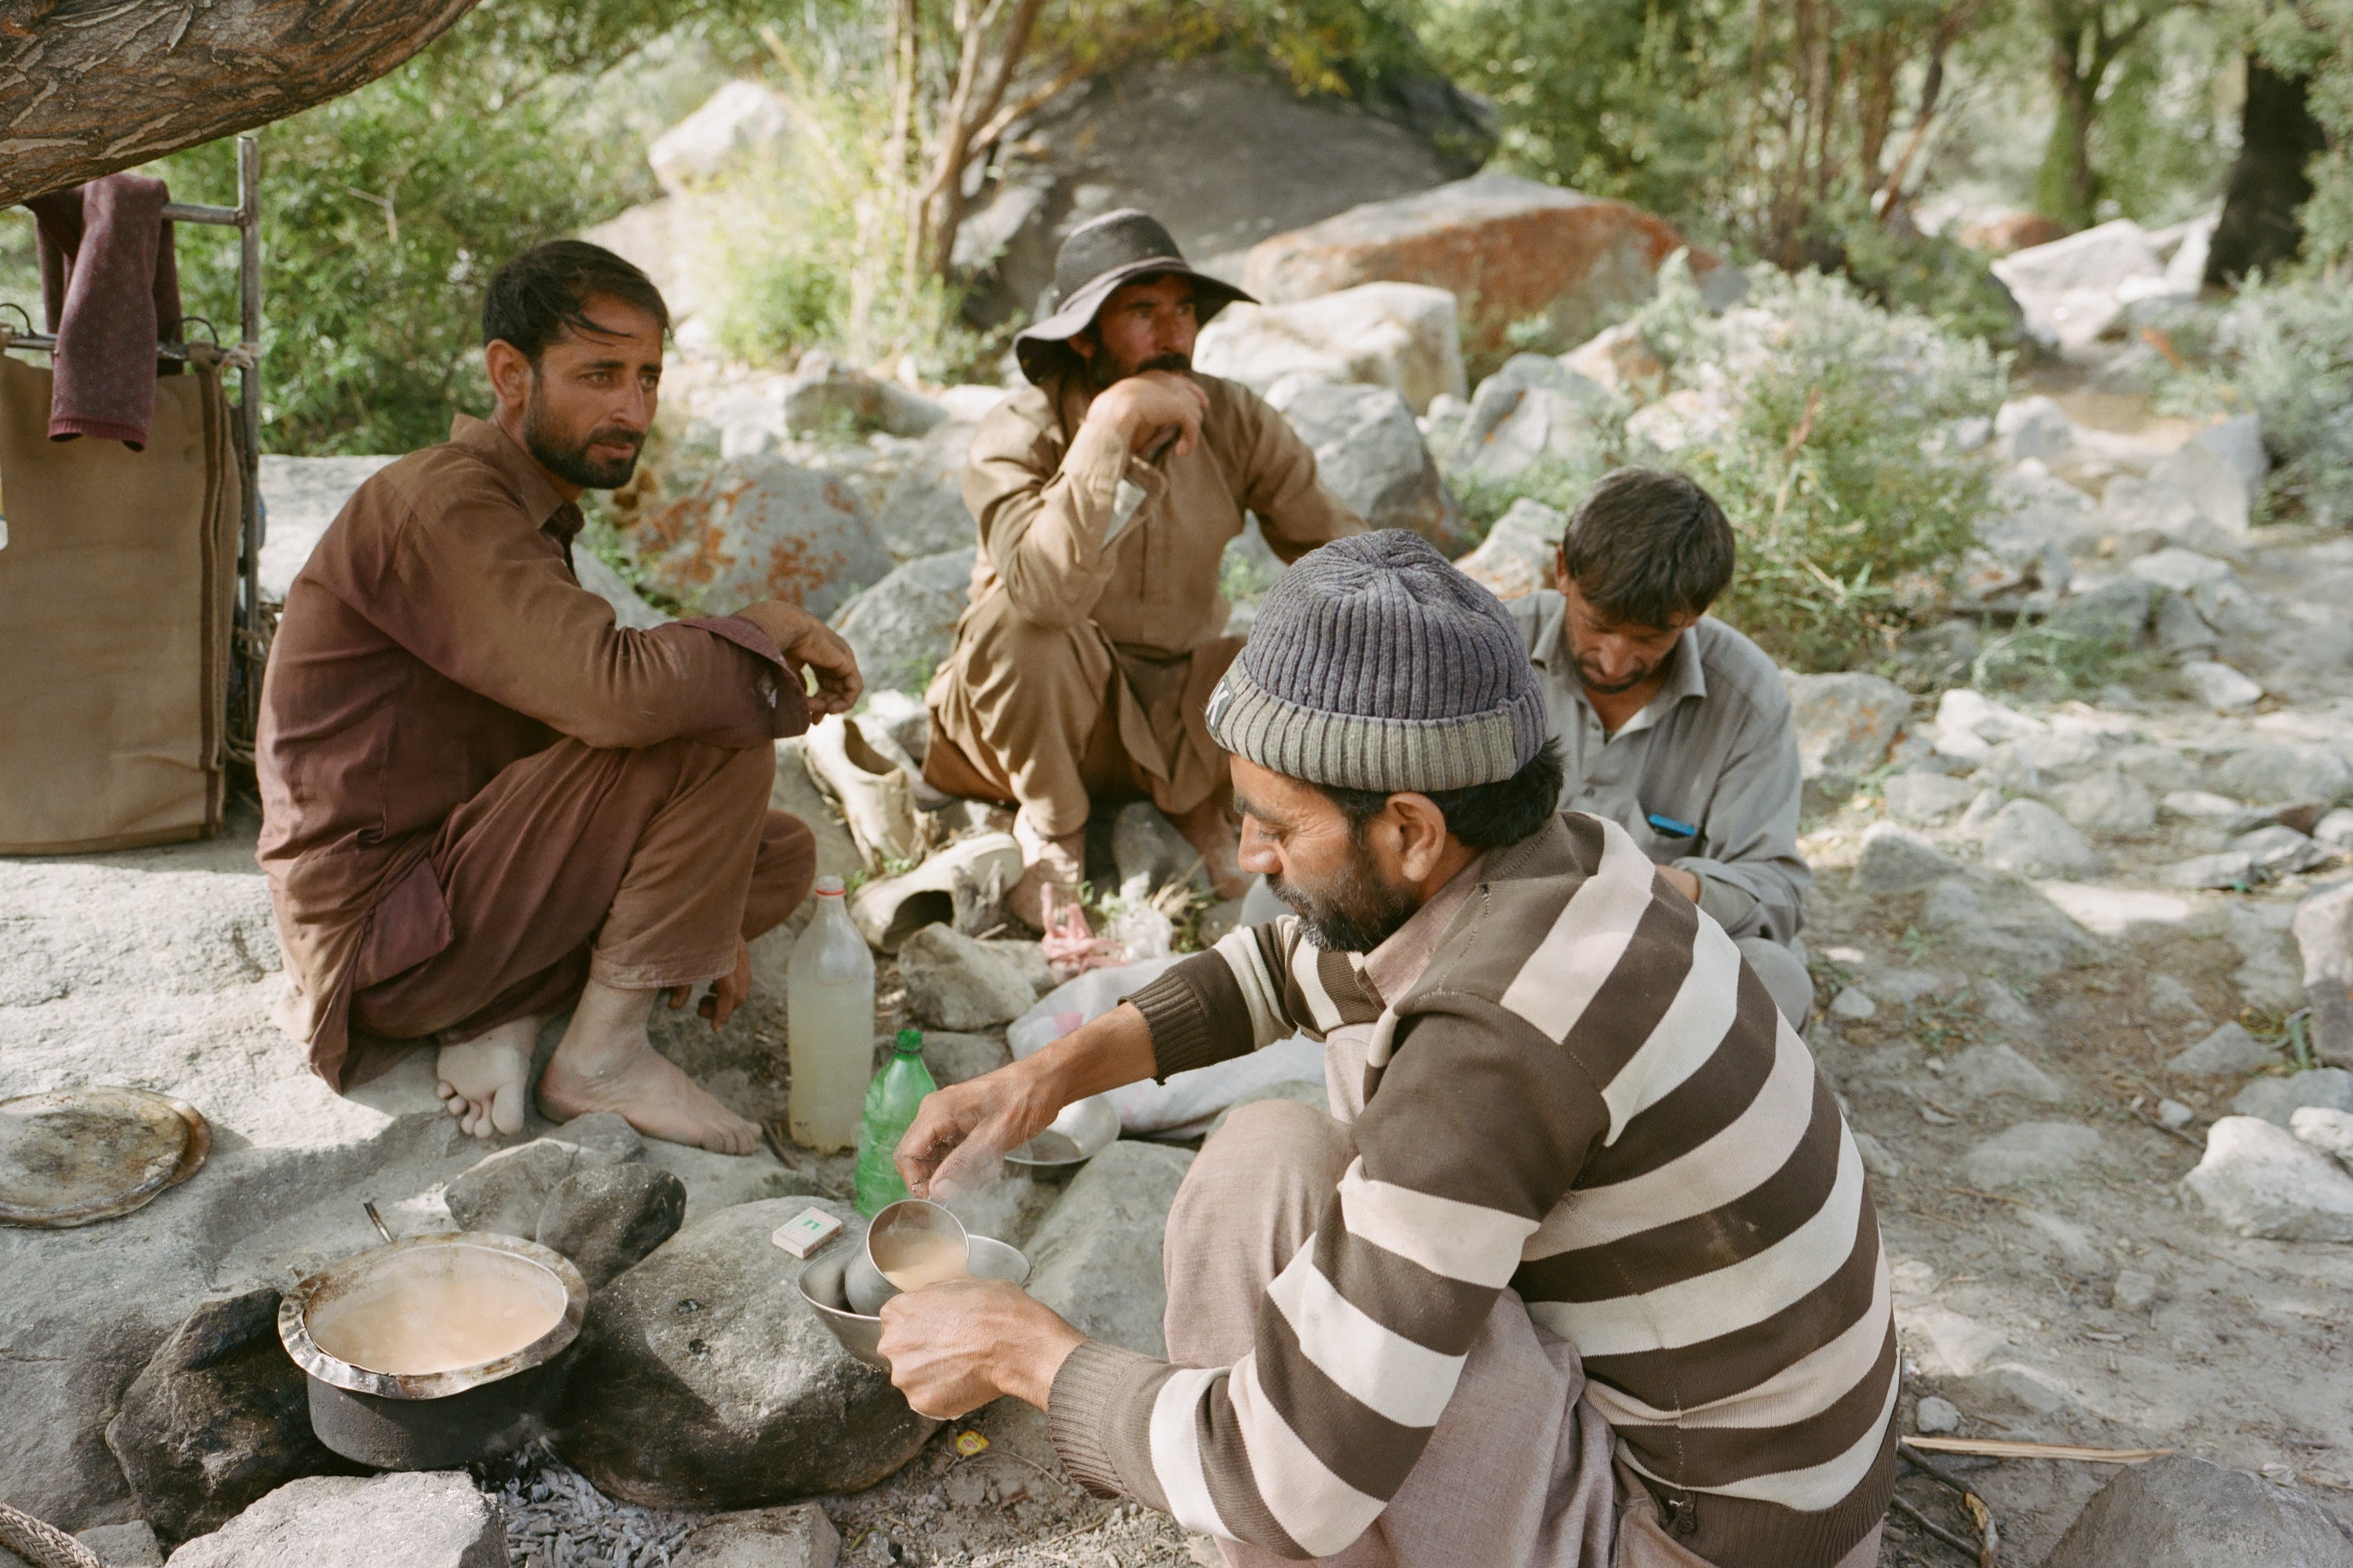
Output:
top-left (0, 353), bottom-right (242, 852)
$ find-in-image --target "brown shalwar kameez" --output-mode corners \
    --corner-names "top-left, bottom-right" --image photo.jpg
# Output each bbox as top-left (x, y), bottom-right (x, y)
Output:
top-left (924, 371), bottom-right (1362, 837)
top-left (258, 415), bottom-right (815, 1091)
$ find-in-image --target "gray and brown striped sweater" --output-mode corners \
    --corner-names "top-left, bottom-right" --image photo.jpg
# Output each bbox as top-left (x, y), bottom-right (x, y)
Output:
top-left (1045, 812), bottom-right (1895, 1566)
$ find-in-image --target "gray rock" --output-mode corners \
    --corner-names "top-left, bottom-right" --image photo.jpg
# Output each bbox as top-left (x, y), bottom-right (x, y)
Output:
top-left (2160, 1098), bottom-right (2196, 1127)
top-left (632, 458), bottom-right (893, 623)
top-left (1853, 1131), bottom-right (1903, 1180)
top-left (1784, 673), bottom-right (1908, 799)
top-left (830, 549), bottom-right (975, 696)
top-left (2165, 850), bottom-right (2256, 890)
top-left (554, 1198), bottom-right (934, 1508)
top-left (1113, 801), bottom-right (1204, 902)
top-left (862, 689), bottom-right (931, 766)
top-left (1982, 799), bottom-right (2101, 879)
top-left (254, 455), bottom-right (401, 599)
top-left (1974, 975), bottom-right (2043, 1032)
top-left (2294, 879), bottom-right (2353, 1069)
top-left (1949, 1044), bottom-right (2068, 1103)
top-left (2168, 1022), bottom-right (2274, 1080)
top-left (781, 353), bottom-right (946, 440)
top-left (1452, 497), bottom-right (1562, 603)
top-left (979, 938), bottom-right (1056, 998)
top-left (2130, 546), bottom-right (2236, 594)
top-left (1855, 822), bottom-right (1967, 894)
top-left (2291, 1106), bottom-right (2353, 1164)
top-left (2317, 808), bottom-right (2353, 848)
top-left (675, 1503), bottom-right (841, 1568)
top-left (2044, 576), bottom-right (2157, 650)
top-left (105, 1289), bottom-right (357, 1544)
top-left (913, 1031), bottom-right (1012, 1087)
top-left (2185, 1117), bottom-right (2353, 1242)
top-left (897, 926), bottom-right (1038, 1031)
top-left (445, 1139), bottom-right (599, 1240)
top-left (2155, 590), bottom-right (2221, 660)
top-left (162, 1471), bottom-right (505, 1567)
top-left (2221, 742), bottom-right (2353, 803)
top-left (1446, 360), bottom-right (1611, 485)
top-left (872, 420), bottom-right (982, 561)
top-left (1829, 986), bottom-right (1879, 1021)
top-left (1025, 1142), bottom-right (1196, 1358)
top-left (2115, 743), bottom-right (2196, 794)
top-left (1955, 788), bottom-right (2004, 834)
top-left (2055, 769), bottom-right (2156, 835)
top-left (1884, 772), bottom-right (1978, 826)
top-left (558, 1113), bottom-right (646, 1167)
top-left (2193, 413), bottom-right (2269, 493)
top-left (648, 82), bottom-right (791, 196)
top-left (2043, 1452), bottom-right (2353, 1568)
top-left (1265, 379), bottom-right (1469, 552)
top-left (1193, 283), bottom-right (1467, 415)
top-left (2112, 1268), bottom-right (2159, 1313)
top-left (1913, 1395), bottom-right (1961, 1435)
top-left (536, 1164), bottom-right (689, 1292)
top-left (1972, 741), bottom-right (2044, 799)
top-left (1960, 1122), bottom-right (2108, 1186)
top-left (77, 1522), bottom-right (165, 1566)
top-left (2179, 660), bottom-right (2264, 713)
top-left (2230, 824), bottom-right (2329, 875)
top-left (1917, 870), bottom-right (2103, 978)
top-left (2230, 1069), bottom-right (2353, 1128)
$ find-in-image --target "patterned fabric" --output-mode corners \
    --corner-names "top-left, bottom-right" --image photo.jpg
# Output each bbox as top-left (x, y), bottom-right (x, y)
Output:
top-left (1048, 812), bottom-right (1894, 1567)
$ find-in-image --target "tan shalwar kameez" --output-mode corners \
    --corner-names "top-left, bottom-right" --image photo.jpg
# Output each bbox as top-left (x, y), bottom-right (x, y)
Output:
top-left (924, 371), bottom-right (1362, 837)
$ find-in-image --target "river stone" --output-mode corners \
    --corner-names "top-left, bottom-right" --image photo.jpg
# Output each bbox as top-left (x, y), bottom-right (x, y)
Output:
top-left (1024, 1142), bottom-right (1195, 1358)
top-left (2183, 1116), bottom-right (2353, 1243)
top-left (830, 548), bottom-right (975, 696)
top-left (2055, 769), bottom-right (2157, 835)
top-left (675, 1503), bottom-right (841, 1568)
top-left (1264, 379), bottom-right (1468, 553)
top-left (2292, 1106), bottom-right (2353, 1163)
top-left (2213, 744), bottom-right (2353, 807)
top-left (444, 1135), bottom-right (635, 1240)
top-left (1960, 1122), bottom-right (2108, 1187)
top-left (2180, 660), bottom-right (2264, 713)
top-left (2230, 1069), bottom-right (2353, 1128)
top-left (1854, 822), bottom-right (1966, 894)
top-left (1452, 498), bottom-right (1561, 602)
top-left (1949, 1044), bottom-right (2068, 1103)
top-left (554, 1198), bottom-right (934, 1508)
top-left (2167, 1022), bottom-right (2273, 1079)
top-left (1982, 799), bottom-right (2101, 879)
top-left (161, 1471), bottom-right (506, 1567)
top-left (1884, 772), bottom-right (1978, 826)
top-left (2294, 879), bottom-right (2353, 1069)
top-left (2044, 1453), bottom-right (2353, 1568)
top-left (536, 1164), bottom-right (688, 1292)
top-left (897, 926), bottom-right (1037, 1031)
top-left (1784, 673), bottom-right (1908, 799)
top-left (1193, 282), bottom-right (1467, 414)
top-left (105, 1289), bottom-right (358, 1545)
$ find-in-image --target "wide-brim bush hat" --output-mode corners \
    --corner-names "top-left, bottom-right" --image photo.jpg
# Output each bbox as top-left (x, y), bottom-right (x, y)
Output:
top-left (1013, 208), bottom-right (1254, 385)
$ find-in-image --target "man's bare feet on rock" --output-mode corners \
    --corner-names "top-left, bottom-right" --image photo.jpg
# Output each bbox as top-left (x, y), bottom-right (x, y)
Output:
top-left (437, 1014), bottom-right (539, 1140)
top-left (1010, 813), bottom-right (1085, 931)
top-left (539, 977), bottom-right (762, 1155)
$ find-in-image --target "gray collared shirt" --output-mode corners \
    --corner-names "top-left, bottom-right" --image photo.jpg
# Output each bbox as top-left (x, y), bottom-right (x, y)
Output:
top-left (1506, 589), bottom-right (1809, 943)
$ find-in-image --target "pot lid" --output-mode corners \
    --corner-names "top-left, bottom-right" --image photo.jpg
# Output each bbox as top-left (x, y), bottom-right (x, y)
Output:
top-left (0, 1086), bottom-right (209, 1227)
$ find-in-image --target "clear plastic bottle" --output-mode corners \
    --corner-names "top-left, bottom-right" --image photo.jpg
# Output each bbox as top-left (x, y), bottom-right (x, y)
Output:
top-left (854, 1028), bottom-right (938, 1215)
top-left (786, 875), bottom-right (875, 1153)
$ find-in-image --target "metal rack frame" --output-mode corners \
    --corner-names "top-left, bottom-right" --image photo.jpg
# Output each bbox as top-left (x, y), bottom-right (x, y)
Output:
top-left (5, 136), bottom-right (265, 755)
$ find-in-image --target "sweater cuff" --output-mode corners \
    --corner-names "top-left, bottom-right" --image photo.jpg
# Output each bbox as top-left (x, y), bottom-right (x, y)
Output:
top-left (1125, 952), bottom-right (1249, 1081)
top-left (1047, 1340), bottom-right (1168, 1503)
top-left (1060, 419), bottom-right (1133, 524)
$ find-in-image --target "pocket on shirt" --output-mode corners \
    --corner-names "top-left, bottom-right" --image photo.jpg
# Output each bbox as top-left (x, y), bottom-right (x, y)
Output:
top-left (353, 857), bottom-right (454, 990)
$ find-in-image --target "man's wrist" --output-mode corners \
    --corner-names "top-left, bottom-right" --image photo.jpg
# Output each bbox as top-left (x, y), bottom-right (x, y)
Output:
top-left (1000, 1305), bottom-right (1087, 1410)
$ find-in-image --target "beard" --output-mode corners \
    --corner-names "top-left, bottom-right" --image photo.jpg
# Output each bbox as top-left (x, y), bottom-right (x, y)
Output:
top-left (522, 383), bottom-right (643, 491)
top-left (1572, 640), bottom-right (1678, 696)
top-left (1085, 345), bottom-right (1191, 392)
top-left (1269, 839), bottom-right (1423, 952)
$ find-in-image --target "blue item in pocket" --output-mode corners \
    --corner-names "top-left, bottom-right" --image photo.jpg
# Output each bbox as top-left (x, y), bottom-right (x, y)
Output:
top-left (1645, 812), bottom-right (1697, 839)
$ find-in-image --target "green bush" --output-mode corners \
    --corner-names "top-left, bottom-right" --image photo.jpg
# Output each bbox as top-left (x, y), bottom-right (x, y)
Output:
top-left (1626, 258), bottom-right (2005, 671)
top-left (2179, 276), bottom-right (2353, 526)
top-left (1828, 217), bottom-right (2025, 351)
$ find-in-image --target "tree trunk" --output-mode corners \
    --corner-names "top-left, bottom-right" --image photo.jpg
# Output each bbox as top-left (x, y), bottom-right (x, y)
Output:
top-left (2208, 57), bottom-right (2328, 283)
top-left (2035, 32), bottom-right (2101, 229)
top-left (0, 0), bottom-right (481, 208)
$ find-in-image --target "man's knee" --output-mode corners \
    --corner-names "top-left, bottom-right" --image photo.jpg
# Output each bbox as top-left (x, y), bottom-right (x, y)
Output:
top-left (1175, 1098), bottom-right (1352, 1229)
top-left (1738, 935), bottom-right (1815, 1028)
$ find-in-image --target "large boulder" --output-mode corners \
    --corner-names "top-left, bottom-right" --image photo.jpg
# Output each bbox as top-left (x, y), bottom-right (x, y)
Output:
top-left (1024, 1142), bottom-right (1195, 1358)
top-left (536, 1163), bottom-right (689, 1292)
top-left (1240, 171), bottom-right (1725, 360)
top-left (957, 58), bottom-right (1487, 324)
top-left (1989, 219), bottom-right (2165, 352)
top-left (1194, 283), bottom-right (1467, 414)
top-left (160, 1471), bottom-right (506, 1568)
top-left (554, 1198), bottom-right (934, 1508)
top-left (1452, 498), bottom-right (1561, 601)
top-left (781, 353), bottom-right (948, 441)
top-left (1782, 673), bottom-right (1907, 801)
top-left (105, 1289), bottom-right (358, 1545)
top-left (830, 549), bottom-right (975, 697)
top-left (2044, 1453), bottom-right (2353, 1567)
top-left (1443, 354), bottom-right (1612, 484)
top-left (630, 458), bottom-right (893, 622)
top-left (648, 81), bottom-right (791, 197)
top-left (872, 420), bottom-right (982, 561)
top-left (2182, 1116), bottom-right (2353, 1242)
top-left (896, 926), bottom-right (1038, 1031)
top-left (1264, 379), bottom-right (1468, 552)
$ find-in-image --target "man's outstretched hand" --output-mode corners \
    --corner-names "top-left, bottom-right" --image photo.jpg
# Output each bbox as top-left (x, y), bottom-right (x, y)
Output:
top-left (734, 600), bottom-right (863, 717)
top-left (894, 1057), bottom-right (1067, 1201)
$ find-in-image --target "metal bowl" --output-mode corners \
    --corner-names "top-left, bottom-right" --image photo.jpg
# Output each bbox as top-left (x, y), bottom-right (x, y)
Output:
top-left (800, 1234), bottom-right (1030, 1371)
top-left (1002, 1095), bottom-right (1120, 1174)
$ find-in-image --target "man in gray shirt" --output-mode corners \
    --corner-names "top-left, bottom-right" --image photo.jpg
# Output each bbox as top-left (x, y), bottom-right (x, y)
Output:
top-left (1506, 467), bottom-right (1814, 1025)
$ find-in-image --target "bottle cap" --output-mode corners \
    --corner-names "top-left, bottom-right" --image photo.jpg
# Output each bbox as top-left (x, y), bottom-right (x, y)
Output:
top-left (895, 1027), bottom-right (924, 1054)
top-left (814, 875), bottom-right (844, 897)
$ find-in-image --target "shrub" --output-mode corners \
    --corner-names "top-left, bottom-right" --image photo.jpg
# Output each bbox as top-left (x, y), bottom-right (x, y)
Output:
top-left (2178, 276), bottom-right (2353, 526)
top-left (1623, 257), bottom-right (2005, 671)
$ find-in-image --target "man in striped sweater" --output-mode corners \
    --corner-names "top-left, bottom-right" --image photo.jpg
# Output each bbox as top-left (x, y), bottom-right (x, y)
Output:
top-left (879, 531), bottom-right (1895, 1566)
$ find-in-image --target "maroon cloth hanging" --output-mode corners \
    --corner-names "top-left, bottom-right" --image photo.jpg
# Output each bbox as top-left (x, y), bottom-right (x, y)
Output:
top-left (25, 173), bottom-right (185, 450)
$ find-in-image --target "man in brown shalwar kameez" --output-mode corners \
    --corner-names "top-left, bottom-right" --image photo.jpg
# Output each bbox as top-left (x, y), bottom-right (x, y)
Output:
top-left (258, 241), bottom-right (862, 1153)
top-left (924, 210), bottom-right (1363, 925)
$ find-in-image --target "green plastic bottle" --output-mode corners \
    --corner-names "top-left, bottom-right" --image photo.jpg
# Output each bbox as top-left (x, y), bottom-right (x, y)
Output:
top-left (854, 1028), bottom-right (938, 1215)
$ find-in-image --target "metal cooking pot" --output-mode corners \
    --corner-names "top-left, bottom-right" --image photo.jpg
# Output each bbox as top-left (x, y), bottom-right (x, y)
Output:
top-left (277, 1230), bottom-right (587, 1471)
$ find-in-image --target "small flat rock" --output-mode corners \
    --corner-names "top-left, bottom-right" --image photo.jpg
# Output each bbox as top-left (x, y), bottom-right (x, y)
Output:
top-left (1854, 822), bottom-right (1966, 894)
top-left (1912, 1395), bottom-right (1960, 1435)
top-left (2160, 1098), bottom-right (2195, 1128)
top-left (1025, 1142), bottom-right (1195, 1359)
top-left (2179, 660), bottom-right (2264, 713)
top-left (2112, 1267), bottom-right (2160, 1313)
top-left (2162, 788), bottom-right (2246, 821)
top-left (896, 926), bottom-right (1037, 1030)
top-left (2168, 1022), bottom-right (2274, 1079)
top-left (2230, 824), bottom-right (2329, 875)
top-left (2164, 850), bottom-right (2256, 890)
top-left (1830, 986), bottom-right (1878, 1022)
top-left (675, 1503), bottom-right (841, 1567)
top-left (1884, 772), bottom-right (1978, 825)
top-left (2042, 1452), bottom-right (2353, 1568)
top-left (2231, 1069), bottom-right (2353, 1128)
top-left (1960, 1121), bottom-right (2107, 1186)
top-left (2055, 769), bottom-right (2157, 834)
top-left (1950, 1044), bottom-right (2068, 1103)
top-left (445, 1139), bottom-right (593, 1238)
top-left (1982, 799), bottom-right (2101, 879)
top-left (536, 1163), bottom-right (689, 1291)
top-left (2291, 1106), bottom-right (2353, 1162)
top-left (1853, 1131), bottom-right (1903, 1180)
top-left (2183, 1116), bottom-right (2353, 1242)
top-left (163, 1472), bottom-right (506, 1567)
top-left (1952, 1361), bottom-right (2080, 1419)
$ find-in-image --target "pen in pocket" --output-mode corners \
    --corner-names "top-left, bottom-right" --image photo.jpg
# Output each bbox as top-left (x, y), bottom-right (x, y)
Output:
top-left (1645, 812), bottom-right (1697, 839)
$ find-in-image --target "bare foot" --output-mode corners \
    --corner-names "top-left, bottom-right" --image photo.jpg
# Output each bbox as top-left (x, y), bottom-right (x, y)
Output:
top-left (436, 1015), bottom-right (538, 1140)
top-left (538, 1040), bottom-right (762, 1156)
top-left (1010, 814), bottom-right (1085, 931)
top-left (1169, 797), bottom-right (1250, 901)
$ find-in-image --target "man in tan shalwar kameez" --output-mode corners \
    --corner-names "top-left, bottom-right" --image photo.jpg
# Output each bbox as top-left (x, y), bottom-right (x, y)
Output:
top-left (924, 209), bottom-right (1363, 924)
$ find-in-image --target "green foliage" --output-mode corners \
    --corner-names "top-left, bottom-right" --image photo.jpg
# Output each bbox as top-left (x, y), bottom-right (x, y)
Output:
top-left (1828, 214), bottom-right (2026, 348)
top-left (1968, 617), bottom-right (2154, 700)
top-left (1626, 258), bottom-right (2005, 671)
top-left (2184, 274), bottom-right (2353, 524)
top-left (2253, 0), bottom-right (2353, 271)
top-left (1448, 454), bottom-right (1616, 537)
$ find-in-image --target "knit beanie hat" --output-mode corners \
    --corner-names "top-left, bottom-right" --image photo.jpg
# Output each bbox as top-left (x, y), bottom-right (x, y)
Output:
top-left (1206, 530), bottom-right (1546, 792)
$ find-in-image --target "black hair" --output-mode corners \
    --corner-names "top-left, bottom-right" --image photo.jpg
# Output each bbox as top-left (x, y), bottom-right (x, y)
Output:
top-left (1559, 466), bottom-right (1736, 627)
top-left (1315, 738), bottom-right (1564, 851)
top-left (481, 240), bottom-right (669, 363)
